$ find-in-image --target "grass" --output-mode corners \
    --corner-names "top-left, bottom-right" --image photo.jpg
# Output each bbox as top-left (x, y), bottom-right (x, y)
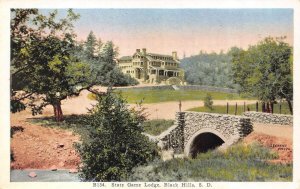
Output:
top-left (88, 89), bottom-right (250, 104)
top-left (143, 119), bottom-right (174, 136)
top-left (188, 101), bottom-right (292, 115)
top-left (128, 143), bottom-right (292, 181)
top-left (28, 114), bottom-right (91, 141)
top-left (29, 116), bottom-right (174, 138)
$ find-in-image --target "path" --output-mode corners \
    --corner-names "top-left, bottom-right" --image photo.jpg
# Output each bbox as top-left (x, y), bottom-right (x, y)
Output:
top-left (10, 88), bottom-right (292, 173)
top-left (41, 89), bottom-right (257, 120)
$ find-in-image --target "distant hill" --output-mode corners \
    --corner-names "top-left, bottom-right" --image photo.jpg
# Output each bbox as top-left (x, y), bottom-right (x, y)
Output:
top-left (180, 52), bottom-right (238, 89)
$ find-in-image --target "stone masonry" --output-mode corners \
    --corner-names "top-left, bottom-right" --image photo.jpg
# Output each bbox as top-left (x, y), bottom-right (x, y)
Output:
top-left (158, 111), bottom-right (253, 156)
top-left (243, 111), bottom-right (293, 125)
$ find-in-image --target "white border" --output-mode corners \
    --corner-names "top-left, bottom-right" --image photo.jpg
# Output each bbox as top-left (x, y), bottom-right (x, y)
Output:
top-left (0, 0), bottom-right (299, 188)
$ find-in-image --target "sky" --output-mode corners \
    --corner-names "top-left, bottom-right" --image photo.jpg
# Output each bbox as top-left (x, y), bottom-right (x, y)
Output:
top-left (40, 9), bottom-right (293, 58)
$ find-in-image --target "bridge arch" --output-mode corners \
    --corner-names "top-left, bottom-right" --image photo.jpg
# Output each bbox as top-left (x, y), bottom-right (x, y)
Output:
top-left (184, 128), bottom-right (229, 157)
top-left (158, 112), bottom-right (253, 157)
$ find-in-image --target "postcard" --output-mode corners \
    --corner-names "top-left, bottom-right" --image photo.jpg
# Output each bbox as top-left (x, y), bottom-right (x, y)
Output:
top-left (0, 0), bottom-right (299, 189)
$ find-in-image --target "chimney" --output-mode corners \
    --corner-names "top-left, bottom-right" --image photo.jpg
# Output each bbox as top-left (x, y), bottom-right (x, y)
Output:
top-left (136, 49), bottom-right (140, 53)
top-left (142, 48), bottom-right (147, 55)
top-left (172, 51), bottom-right (177, 60)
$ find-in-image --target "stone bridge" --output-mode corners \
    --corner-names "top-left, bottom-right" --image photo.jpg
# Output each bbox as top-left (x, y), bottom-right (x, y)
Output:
top-left (158, 112), bottom-right (253, 157)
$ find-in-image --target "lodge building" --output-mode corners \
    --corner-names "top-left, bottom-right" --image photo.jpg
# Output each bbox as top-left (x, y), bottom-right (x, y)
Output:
top-left (117, 48), bottom-right (184, 84)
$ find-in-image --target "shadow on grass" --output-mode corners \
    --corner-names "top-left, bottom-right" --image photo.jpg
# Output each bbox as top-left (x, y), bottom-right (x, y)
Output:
top-left (27, 114), bottom-right (91, 141)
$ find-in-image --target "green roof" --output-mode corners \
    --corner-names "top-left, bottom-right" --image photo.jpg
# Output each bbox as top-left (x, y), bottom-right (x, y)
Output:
top-left (119, 56), bottom-right (132, 61)
top-left (147, 53), bottom-right (173, 58)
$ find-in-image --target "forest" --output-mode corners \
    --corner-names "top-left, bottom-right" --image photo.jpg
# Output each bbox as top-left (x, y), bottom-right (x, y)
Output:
top-left (180, 50), bottom-right (238, 89)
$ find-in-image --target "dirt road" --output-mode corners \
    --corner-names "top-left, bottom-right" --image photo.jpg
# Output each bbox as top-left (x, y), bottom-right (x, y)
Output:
top-left (10, 89), bottom-right (292, 169)
top-left (41, 89), bottom-right (257, 120)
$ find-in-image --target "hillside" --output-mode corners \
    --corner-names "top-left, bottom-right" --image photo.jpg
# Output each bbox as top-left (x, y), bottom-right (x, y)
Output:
top-left (180, 51), bottom-right (238, 89)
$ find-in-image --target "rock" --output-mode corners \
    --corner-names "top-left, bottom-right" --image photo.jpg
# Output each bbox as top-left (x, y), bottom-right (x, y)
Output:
top-left (58, 162), bottom-right (65, 167)
top-left (50, 165), bottom-right (57, 171)
top-left (28, 172), bottom-right (37, 178)
top-left (69, 169), bottom-right (78, 173)
top-left (57, 143), bottom-right (64, 148)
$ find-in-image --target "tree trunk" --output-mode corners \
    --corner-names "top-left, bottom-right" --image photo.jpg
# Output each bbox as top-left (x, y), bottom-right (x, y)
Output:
top-left (256, 102), bottom-right (258, 112)
top-left (266, 102), bottom-right (270, 113)
top-left (262, 102), bottom-right (266, 112)
top-left (52, 102), bottom-right (64, 122)
top-left (287, 100), bottom-right (293, 115)
top-left (270, 101), bottom-right (274, 114)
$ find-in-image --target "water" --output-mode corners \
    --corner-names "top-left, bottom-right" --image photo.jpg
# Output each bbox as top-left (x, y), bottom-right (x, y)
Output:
top-left (11, 170), bottom-right (81, 182)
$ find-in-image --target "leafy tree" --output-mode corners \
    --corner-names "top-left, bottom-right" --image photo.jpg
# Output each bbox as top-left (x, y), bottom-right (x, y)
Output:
top-left (204, 93), bottom-right (213, 110)
top-left (11, 10), bottom-right (137, 121)
top-left (10, 9), bottom-right (90, 121)
top-left (76, 89), bottom-right (158, 181)
top-left (231, 37), bottom-right (293, 114)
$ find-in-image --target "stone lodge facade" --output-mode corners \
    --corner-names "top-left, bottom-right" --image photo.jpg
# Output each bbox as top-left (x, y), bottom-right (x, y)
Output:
top-left (117, 48), bottom-right (185, 84)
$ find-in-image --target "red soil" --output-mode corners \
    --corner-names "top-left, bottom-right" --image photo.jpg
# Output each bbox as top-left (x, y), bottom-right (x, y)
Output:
top-left (10, 110), bottom-right (81, 169)
top-left (243, 132), bottom-right (293, 164)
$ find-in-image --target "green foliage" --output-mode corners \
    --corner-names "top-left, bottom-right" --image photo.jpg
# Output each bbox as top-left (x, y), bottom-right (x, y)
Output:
top-left (143, 119), bottom-right (174, 136)
top-left (10, 99), bottom-right (26, 113)
top-left (84, 31), bottom-right (98, 59)
top-left (167, 77), bottom-right (182, 85)
top-left (188, 101), bottom-right (291, 115)
top-left (75, 36), bottom-right (138, 87)
top-left (230, 37), bottom-right (293, 113)
top-left (76, 90), bottom-right (158, 181)
top-left (128, 143), bottom-right (292, 181)
top-left (204, 93), bottom-right (213, 110)
top-left (10, 9), bottom-right (88, 120)
top-left (10, 9), bottom-right (137, 120)
top-left (180, 51), bottom-right (237, 89)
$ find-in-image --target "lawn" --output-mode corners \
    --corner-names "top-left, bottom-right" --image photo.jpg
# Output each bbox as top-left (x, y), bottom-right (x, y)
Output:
top-left (88, 89), bottom-right (249, 104)
top-left (128, 143), bottom-right (292, 181)
top-left (187, 101), bottom-right (292, 115)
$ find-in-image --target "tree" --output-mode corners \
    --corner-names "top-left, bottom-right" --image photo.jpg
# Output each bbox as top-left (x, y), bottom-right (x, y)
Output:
top-left (76, 89), bottom-right (158, 181)
top-left (180, 51), bottom-right (236, 89)
top-left (204, 93), bottom-right (213, 110)
top-left (231, 37), bottom-right (293, 114)
top-left (84, 31), bottom-right (97, 59)
top-left (11, 10), bottom-right (138, 121)
top-left (11, 9), bottom-right (91, 121)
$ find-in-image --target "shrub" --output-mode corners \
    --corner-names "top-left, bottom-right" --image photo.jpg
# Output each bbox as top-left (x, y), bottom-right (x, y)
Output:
top-left (76, 89), bottom-right (158, 181)
top-left (204, 93), bottom-right (213, 110)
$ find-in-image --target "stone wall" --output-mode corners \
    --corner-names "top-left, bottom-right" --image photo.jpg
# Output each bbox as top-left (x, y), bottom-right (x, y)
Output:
top-left (159, 111), bottom-right (253, 154)
top-left (243, 111), bottom-right (293, 125)
top-left (116, 85), bottom-right (237, 93)
top-left (182, 112), bottom-right (253, 146)
top-left (176, 85), bottom-right (237, 93)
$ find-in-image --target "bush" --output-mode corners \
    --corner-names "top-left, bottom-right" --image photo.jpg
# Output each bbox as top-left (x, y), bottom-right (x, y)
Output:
top-left (204, 93), bottom-right (213, 110)
top-left (76, 89), bottom-right (158, 181)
